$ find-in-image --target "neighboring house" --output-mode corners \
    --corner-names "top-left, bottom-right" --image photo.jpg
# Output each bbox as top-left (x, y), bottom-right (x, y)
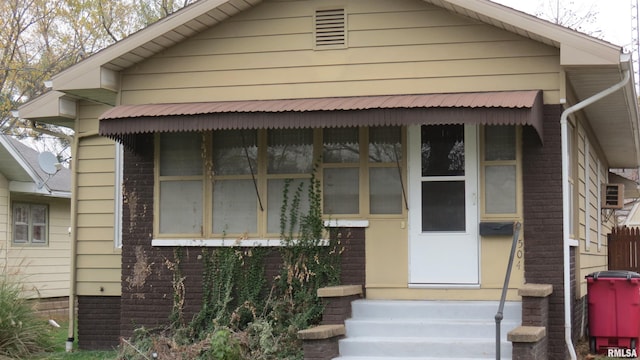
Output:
top-left (0, 135), bottom-right (71, 314)
top-left (17, 0), bottom-right (640, 358)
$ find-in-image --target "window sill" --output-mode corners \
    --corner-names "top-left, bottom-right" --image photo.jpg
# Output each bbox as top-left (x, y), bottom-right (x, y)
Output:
top-left (151, 238), bottom-right (330, 247)
top-left (324, 219), bottom-right (369, 228)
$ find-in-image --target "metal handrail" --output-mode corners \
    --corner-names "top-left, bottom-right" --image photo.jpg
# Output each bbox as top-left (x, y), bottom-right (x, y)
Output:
top-left (495, 221), bottom-right (522, 360)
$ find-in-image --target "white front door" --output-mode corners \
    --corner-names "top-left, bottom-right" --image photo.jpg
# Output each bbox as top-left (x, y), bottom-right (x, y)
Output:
top-left (408, 124), bottom-right (479, 285)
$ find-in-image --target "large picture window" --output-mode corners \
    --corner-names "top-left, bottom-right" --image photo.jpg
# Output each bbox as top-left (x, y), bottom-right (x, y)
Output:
top-left (13, 203), bottom-right (48, 245)
top-left (156, 127), bottom-right (405, 239)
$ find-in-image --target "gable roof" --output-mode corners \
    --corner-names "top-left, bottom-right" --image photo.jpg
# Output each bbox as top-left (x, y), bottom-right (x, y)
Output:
top-left (17, 0), bottom-right (640, 168)
top-left (0, 136), bottom-right (71, 197)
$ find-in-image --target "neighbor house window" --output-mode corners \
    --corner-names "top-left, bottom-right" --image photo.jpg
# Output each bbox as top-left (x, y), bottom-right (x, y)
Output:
top-left (482, 126), bottom-right (518, 215)
top-left (13, 203), bottom-right (48, 245)
top-left (156, 127), bottom-right (405, 239)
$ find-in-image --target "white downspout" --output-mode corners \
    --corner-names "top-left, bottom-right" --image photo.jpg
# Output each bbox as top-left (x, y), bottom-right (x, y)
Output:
top-left (560, 68), bottom-right (631, 360)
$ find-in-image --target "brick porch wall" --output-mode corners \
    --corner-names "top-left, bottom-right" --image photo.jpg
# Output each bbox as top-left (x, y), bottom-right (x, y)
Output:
top-left (117, 133), bottom-right (366, 340)
top-left (523, 104), bottom-right (577, 359)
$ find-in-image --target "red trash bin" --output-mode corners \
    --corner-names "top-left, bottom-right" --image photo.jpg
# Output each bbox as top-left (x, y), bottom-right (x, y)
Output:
top-left (586, 270), bottom-right (640, 356)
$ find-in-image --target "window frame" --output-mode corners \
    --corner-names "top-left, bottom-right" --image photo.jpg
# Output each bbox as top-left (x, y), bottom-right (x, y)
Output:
top-left (12, 202), bottom-right (49, 246)
top-left (153, 127), bottom-right (406, 240)
top-left (480, 125), bottom-right (522, 218)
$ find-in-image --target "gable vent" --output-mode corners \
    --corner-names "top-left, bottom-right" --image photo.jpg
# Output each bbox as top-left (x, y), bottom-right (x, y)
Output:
top-left (314, 8), bottom-right (346, 49)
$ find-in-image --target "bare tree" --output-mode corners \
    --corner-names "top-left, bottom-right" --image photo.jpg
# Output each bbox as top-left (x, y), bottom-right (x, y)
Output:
top-left (535, 0), bottom-right (604, 39)
top-left (0, 0), bottom-right (194, 159)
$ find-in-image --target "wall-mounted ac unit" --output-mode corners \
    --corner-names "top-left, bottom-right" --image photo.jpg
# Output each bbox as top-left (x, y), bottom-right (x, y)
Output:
top-left (602, 183), bottom-right (624, 209)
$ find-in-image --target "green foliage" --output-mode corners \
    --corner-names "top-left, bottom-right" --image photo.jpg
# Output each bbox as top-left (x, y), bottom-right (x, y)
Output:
top-left (0, 277), bottom-right (56, 359)
top-left (203, 328), bottom-right (242, 360)
top-left (275, 165), bottom-right (341, 330)
top-left (190, 246), bottom-right (266, 337)
top-left (121, 165), bottom-right (342, 359)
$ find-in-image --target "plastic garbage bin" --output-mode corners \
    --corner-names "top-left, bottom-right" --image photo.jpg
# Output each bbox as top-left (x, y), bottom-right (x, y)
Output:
top-left (586, 270), bottom-right (640, 355)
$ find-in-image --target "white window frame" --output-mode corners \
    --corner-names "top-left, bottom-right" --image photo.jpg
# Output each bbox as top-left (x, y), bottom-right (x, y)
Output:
top-left (12, 202), bottom-right (48, 246)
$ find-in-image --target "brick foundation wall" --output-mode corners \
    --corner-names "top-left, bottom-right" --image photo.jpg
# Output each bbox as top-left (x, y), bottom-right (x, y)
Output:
top-left (512, 338), bottom-right (548, 360)
top-left (78, 296), bottom-right (121, 350)
top-left (30, 296), bottom-right (71, 320)
top-left (301, 337), bottom-right (343, 360)
top-left (522, 104), bottom-right (570, 359)
top-left (334, 227), bottom-right (365, 289)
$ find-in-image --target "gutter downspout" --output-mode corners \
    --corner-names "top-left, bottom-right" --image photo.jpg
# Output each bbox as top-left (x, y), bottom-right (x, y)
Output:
top-left (560, 68), bottom-right (631, 360)
top-left (66, 130), bottom-right (81, 352)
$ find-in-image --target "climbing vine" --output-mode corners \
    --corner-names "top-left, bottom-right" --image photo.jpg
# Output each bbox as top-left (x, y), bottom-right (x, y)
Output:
top-left (121, 164), bottom-right (343, 359)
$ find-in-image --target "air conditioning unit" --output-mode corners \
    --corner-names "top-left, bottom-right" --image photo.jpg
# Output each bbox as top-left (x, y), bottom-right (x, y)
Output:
top-left (601, 183), bottom-right (624, 209)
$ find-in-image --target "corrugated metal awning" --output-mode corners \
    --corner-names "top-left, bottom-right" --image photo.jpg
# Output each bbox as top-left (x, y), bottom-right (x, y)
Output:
top-left (99, 91), bottom-right (543, 145)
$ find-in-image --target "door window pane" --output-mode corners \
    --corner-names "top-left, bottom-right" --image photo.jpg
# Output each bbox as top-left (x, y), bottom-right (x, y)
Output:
top-left (323, 128), bottom-right (359, 163)
top-left (268, 129), bottom-right (313, 174)
top-left (160, 132), bottom-right (202, 176)
top-left (369, 126), bottom-right (402, 163)
top-left (159, 181), bottom-right (203, 234)
top-left (323, 168), bottom-right (359, 214)
top-left (422, 181), bottom-right (465, 231)
top-left (213, 130), bottom-right (257, 176)
top-left (485, 165), bottom-right (516, 213)
top-left (421, 125), bottom-right (465, 176)
top-left (370, 167), bottom-right (402, 214)
top-left (213, 179), bottom-right (257, 234)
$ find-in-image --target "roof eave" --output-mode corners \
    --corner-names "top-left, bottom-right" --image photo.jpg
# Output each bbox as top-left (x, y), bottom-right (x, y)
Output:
top-left (50, 0), bottom-right (261, 94)
top-left (18, 91), bottom-right (77, 129)
top-left (426, 0), bottom-right (622, 66)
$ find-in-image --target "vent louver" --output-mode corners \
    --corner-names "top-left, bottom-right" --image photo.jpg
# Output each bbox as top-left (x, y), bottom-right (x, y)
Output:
top-left (315, 8), bottom-right (346, 48)
top-left (602, 183), bottom-right (624, 209)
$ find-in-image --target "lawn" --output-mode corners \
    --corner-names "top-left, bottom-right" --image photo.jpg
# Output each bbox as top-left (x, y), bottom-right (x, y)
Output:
top-left (28, 321), bottom-right (117, 360)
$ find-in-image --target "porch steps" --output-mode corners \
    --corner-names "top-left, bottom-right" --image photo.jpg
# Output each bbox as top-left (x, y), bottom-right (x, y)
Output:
top-left (333, 299), bottom-right (521, 360)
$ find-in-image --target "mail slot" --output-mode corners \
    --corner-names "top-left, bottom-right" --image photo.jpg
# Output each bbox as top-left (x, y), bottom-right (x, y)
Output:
top-left (479, 222), bottom-right (514, 236)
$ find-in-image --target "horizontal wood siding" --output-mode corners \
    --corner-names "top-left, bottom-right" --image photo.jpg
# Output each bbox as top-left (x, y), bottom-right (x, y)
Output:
top-left (7, 196), bottom-right (70, 298)
top-left (576, 124), bottom-right (609, 298)
top-left (75, 102), bottom-right (121, 296)
top-left (120, 0), bottom-right (561, 105)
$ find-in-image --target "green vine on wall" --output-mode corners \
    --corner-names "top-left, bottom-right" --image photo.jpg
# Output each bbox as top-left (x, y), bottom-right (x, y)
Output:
top-left (136, 162), bottom-right (343, 359)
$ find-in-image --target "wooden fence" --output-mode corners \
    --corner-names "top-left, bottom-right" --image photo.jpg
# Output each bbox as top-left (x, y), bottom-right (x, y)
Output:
top-left (608, 226), bottom-right (640, 273)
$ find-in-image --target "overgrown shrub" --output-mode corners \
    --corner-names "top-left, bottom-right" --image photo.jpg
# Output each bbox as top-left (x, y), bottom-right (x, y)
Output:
top-left (0, 277), bottom-right (55, 359)
top-left (118, 164), bottom-right (343, 359)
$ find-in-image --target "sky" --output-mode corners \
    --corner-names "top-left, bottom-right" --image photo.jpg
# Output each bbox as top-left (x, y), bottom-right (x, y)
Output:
top-left (491, 0), bottom-right (635, 50)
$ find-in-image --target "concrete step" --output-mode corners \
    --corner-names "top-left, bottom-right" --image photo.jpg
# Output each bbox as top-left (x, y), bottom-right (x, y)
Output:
top-left (344, 318), bottom-right (519, 339)
top-left (335, 357), bottom-right (495, 360)
top-left (338, 336), bottom-right (510, 358)
top-left (350, 300), bottom-right (521, 322)
top-left (334, 300), bottom-right (520, 360)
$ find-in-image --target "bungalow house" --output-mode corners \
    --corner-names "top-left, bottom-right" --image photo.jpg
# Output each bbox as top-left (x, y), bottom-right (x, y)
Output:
top-left (0, 135), bottom-right (71, 317)
top-left (17, 0), bottom-right (640, 358)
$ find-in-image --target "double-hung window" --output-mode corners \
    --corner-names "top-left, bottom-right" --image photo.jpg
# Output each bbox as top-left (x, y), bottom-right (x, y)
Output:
top-left (13, 203), bottom-right (48, 245)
